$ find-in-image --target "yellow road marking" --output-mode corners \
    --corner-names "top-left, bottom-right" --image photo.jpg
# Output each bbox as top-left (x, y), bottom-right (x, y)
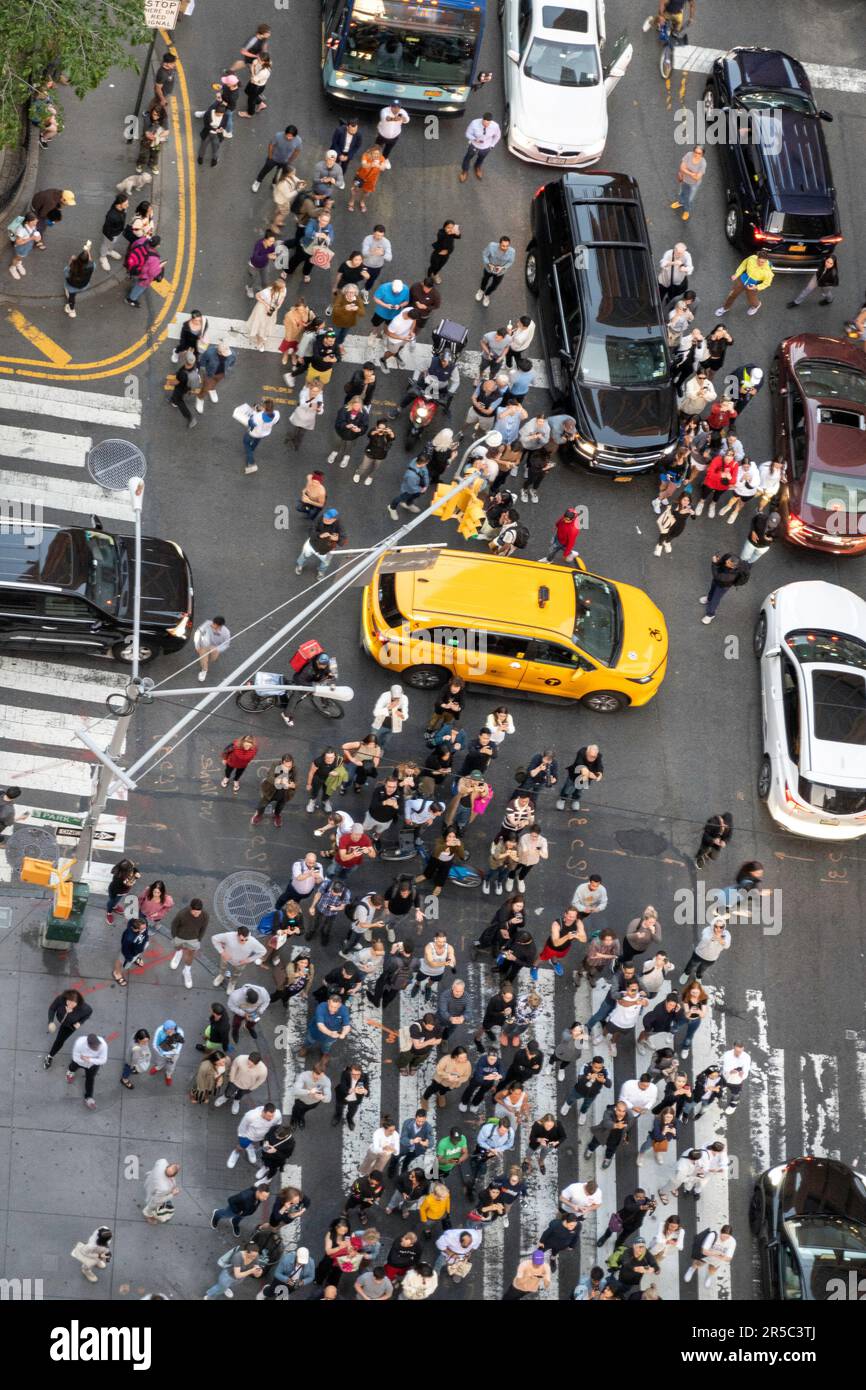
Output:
top-left (0, 29), bottom-right (197, 381)
top-left (150, 277), bottom-right (173, 299)
top-left (5, 310), bottom-right (71, 366)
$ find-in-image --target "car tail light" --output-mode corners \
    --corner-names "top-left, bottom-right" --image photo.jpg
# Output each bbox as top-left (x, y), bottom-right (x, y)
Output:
top-left (787, 514), bottom-right (806, 537)
top-left (819, 235), bottom-right (843, 244)
top-left (533, 184), bottom-right (547, 199)
top-left (753, 229), bottom-right (783, 244)
top-left (784, 785), bottom-right (801, 811)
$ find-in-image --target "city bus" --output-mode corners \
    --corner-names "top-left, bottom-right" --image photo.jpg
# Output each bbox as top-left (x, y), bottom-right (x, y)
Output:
top-left (321, 0), bottom-right (487, 114)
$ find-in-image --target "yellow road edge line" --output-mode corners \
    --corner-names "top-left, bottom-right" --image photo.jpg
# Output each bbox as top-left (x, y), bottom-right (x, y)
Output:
top-left (0, 31), bottom-right (196, 380)
top-left (5, 309), bottom-right (72, 366)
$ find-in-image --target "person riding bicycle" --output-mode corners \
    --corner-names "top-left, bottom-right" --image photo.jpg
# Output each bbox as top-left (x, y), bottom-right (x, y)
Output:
top-left (644, 0), bottom-right (694, 33)
top-left (280, 647), bottom-right (337, 727)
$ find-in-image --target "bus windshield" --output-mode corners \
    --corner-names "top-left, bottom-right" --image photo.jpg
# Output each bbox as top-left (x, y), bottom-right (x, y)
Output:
top-left (341, 0), bottom-right (481, 87)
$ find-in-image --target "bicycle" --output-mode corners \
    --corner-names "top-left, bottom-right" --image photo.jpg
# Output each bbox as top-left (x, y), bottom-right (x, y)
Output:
top-left (235, 670), bottom-right (345, 721)
top-left (378, 838), bottom-right (481, 889)
top-left (656, 17), bottom-right (690, 82)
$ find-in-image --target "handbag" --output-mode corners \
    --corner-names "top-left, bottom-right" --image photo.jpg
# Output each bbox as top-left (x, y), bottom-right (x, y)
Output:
top-left (448, 1257), bottom-right (472, 1280)
top-left (652, 1138), bottom-right (669, 1153)
top-left (218, 1245), bottom-right (239, 1269)
top-left (471, 788), bottom-right (493, 816)
top-left (232, 404), bottom-right (254, 426)
top-left (608, 1212), bottom-right (624, 1233)
top-left (310, 245), bottom-right (334, 270)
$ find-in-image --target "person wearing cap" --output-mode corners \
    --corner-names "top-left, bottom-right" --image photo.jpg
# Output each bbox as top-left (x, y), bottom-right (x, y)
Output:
top-left (150, 1020), bottom-right (185, 1085)
top-left (195, 340), bottom-right (236, 412)
top-left (242, 398), bottom-right (280, 475)
top-left (370, 684), bottom-right (408, 749)
top-left (374, 101), bottom-right (410, 163)
top-left (251, 124), bottom-right (303, 192)
top-left (313, 149), bottom-right (346, 191)
top-left (502, 1249), bottom-right (552, 1300)
top-left (543, 506), bottom-right (581, 564)
top-left (258, 1245), bottom-right (315, 1298)
top-left (460, 112), bottom-right (501, 183)
top-left (295, 506), bottom-right (346, 576)
top-left (305, 327), bottom-right (340, 385)
top-left (368, 277), bottom-right (410, 343)
top-left (611, 1235), bottom-right (659, 1296)
top-left (30, 186), bottom-right (76, 235)
top-left (729, 363), bottom-right (764, 417)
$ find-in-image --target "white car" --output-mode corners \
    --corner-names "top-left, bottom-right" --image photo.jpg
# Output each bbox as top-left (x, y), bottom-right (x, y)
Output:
top-left (500, 0), bottom-right (632, 167)
top-left (755, 580), bottom-right (866, 840)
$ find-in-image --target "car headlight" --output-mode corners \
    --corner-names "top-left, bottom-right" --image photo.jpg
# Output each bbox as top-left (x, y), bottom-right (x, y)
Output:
top-left (575, 439), bottom-right (597, 458)
top-left (509, 123), bottom-right (534, 149)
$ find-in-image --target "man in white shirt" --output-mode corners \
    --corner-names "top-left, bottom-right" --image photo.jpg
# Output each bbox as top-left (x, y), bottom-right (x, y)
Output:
top-left (67, 1032), bottom-right (108, 1109)
top-left (619, 1074), bottom-right (658, 1117)
top-left (194, 614), bottom-right (231, 682)
top-left (360, 1119), bottom-right (401, 1176)
top-left (375, 102), bottom-right (409, 163)
top-left (571, 874), bottom-right (608, 917)
top-left (559, 1179), bottom-right (602, 1221)
top-left (228, 1101), bottom-right (281, 1168)
top-left (285, 853), bottom-right (325, 903)
top-left (142, 1158), bottom-right (180, 1222)
top-left (659, 1148), bottom-right (709, 1203)
top-left (721, 1042), bottom-right (752, 1113)
top-left (381, 305), bottom-right (419, 371)
top-left (460, 112), bottom-right (501, 182)
top-left (212, 926), bottom-right (266, 988)
top-left (434, 1228), bottom-right (481, 1276)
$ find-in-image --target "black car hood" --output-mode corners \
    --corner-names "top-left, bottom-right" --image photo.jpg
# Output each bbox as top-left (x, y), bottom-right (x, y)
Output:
top-left (575, 382), bottom-right (676, 451)
top-left (115, 535), bottom-right (191, 623)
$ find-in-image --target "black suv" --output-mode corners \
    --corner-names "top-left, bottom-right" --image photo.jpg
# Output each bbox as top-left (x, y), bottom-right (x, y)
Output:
top-left (0, 524), bottom-right (194, 663)
top-left (526, 172), bottom-right (677, 476)
top-left (705, 47), bottom-right (841, 270)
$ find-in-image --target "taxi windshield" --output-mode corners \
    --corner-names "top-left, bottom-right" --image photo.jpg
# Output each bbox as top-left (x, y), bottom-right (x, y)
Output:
top-left (573, 572), bottom-right (620, 665)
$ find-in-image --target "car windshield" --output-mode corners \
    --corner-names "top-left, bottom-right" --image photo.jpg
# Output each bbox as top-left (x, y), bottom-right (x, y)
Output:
top-left (794, 361), bottom-right (866, 407)
top-left (84, 530), bottom-right (119, 610)
top-left (788, 1218), bottom-right (866, 1296)
top-left (787, 630), bottom-right (866, 671)
top-left (578, 335), bottom-right (668, 386)
top-left (342, 0), bottom-right (481, 87)
top-left (573, 572), bottom-right (619, 665)
top-left (738, 86), bottom-right (815, 115)
top-left (523, 39), bottom-right (600, 86)
top-left (798, 775), bottom-right (866, 816)
top-left (804, 471), bottom-right (866, 517)
top-left (810, 669), bottom-right (866, 745)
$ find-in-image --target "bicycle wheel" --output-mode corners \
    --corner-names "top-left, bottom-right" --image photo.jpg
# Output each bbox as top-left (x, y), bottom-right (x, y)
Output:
top-left (235, 689), bottom-right (272, 713)
top-left (311, 694), bottom-right (345, 720)
top-left (659, 43), bottom-right (673, 81)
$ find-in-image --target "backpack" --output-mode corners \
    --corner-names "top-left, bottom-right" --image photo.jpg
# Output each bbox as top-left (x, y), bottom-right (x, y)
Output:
top-left (606, 1245), bottom-right (625, 1272)
top-left (512, 524), bottom-right (530, 551)
top-left (222, 743), bottom-right (235, 760)
top-left (124, 237), bottom-right (149, 277)
top-left (7, 214), bottom-right (25, 241)
top-left (732, 566), bottom-right (750, 587)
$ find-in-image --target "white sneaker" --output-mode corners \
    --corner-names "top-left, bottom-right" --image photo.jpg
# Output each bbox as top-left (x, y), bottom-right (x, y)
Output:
top-left (505, 877), bottom-right (514, 891)
top-left (213, 1095), bottom-right (227, 1107)
top-left (227, 1150), bottom-right (240, 1168)
top-left (195, 397), bottom-right (204, 414)
top-left (244, 464), bottom-right (258, 474)
top-left (699, 596), bottom-right (707, 604)
top-left (726, 512), bottom-right (736, 524)
top-left (651, 497), bottom-right (662, 514)
top-left (9, 265), bottom-right (21, 279)
top-left (108, 250), bottom-right (122, 260)
top-left (99, 256), bottom-right (110, 271)
top-left (641, 13), bottom-right (654, 29)
top-left (255, 1166), bottom-right (268, 1181)
top-left (198, 671), bottom-right (207, 682)
top-left (663, 542), bottom-right (672, 553)
top-left (170, 950), bottom-right (182, 970)
top-left (208, 390), bottom-right (218, 403)
top-left (556, 798), bottom-right (566, 810)
top-left (339, 455), bottom-right (350, 468)
top-left (245, 1146), bottom-right (258, 1163)
top-left (352, 474), bottom-right (361, 483)
top-left (459, 1103), bottom-right (468, 1113)
top-left (529, 490), bottom-right (539, 504)
top-left (306, 799), bottom-right (316, 813)
top-left (231, 1099), bottom-right (241, 1115)
top-left (701, 615), bottom-right (714, 624)
top-left (654, 544), bottom-right (663, 557)
top-left (684, 1265), bottom-right (695, 1282)
top-left (578, 1111), bottom-right (588, 1126)
top-left (251, 180), bottom-right (261, 193)
top-left (475, 289), bottom-right (484, 302)
top-left (482, 295), bottom-right (490, 307)
top-left (704, 1274), bottom-right (714, 1288)
top-left (694, 500), bottom-right (704, 516)
top-left (520, 489), bottom-right (528, 503)
top-left (747, 303), bottom-right (761, 316)
top-left (182, 966), bottom-right (193, 989)
top-left (656, 1149), bottom-right (666, 1164)
top-left (364, 477), bottom-right (373, 486)
top-left (64, 304), bottom-right (76, 317)
top-left (560, 1102), bottom-right (570, 1116)
top-left (608, 1041), bottom-right (617, 1057)
top-left (213, 973), bottom-right (225, 986)
top-left (482, 880), bottom-right (490, 894)
top-left (383, 159), bottom-right (391, 169)
top-left (17, 264), bottom-right (26, 277)
top-left (328, 451), bottom-right (338, 463)
top-left (714, 307), bottom-right (727, 317)
top-left (636, 1152), bottom-right (645, 1164)
top-left (708, 502), bottom-right (716, 518)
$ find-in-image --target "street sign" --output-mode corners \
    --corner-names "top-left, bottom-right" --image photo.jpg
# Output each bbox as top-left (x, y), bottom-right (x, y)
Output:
top-left (143, 0), bottom-right (180, 28)
top-left (19, 807), bottom-right (126, 848)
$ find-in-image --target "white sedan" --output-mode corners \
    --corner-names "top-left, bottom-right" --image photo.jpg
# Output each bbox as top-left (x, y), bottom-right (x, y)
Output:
top-left (755, 580), bottom-right (866, 840)
top-left (499, 0), bottom-right (632, 166)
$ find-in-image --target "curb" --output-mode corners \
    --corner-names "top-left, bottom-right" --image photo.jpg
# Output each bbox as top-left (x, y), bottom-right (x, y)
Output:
top-left (0, 110), bottom-right (40, 227)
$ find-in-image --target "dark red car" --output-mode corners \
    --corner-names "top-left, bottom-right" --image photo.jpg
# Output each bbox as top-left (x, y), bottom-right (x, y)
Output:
top-left (772, 334), bottom-right (866, 556)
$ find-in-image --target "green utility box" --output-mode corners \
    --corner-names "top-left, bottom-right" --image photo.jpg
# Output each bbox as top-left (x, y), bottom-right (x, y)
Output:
top-left (42, 882), bottom-right (91, 949)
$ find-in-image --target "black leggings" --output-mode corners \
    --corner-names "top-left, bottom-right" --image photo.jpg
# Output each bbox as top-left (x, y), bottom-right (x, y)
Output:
top-left (48, 1021), bottom-right (76, 1058)
top-left (171, 386), bottom-right (192, 422)
top-left (223, 763), bottom-right (246, 783)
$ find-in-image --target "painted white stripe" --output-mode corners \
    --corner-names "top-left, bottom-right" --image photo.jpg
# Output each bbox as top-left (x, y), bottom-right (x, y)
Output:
top-left (800, 1054), bottom-right (841, 1161)
top-left (673, 45), bottom-right (866, 93)
top-left (343, 990), bottom-right (383, 1192)
top-left (635, 978), bottom-right (680, 1300)
top-left (522, 970), bottom-right (559, 1298)
top-left (0, 381), bottom-right (141, 428)
top-left (466, 959), bottom-right (507, 1302)
top-left (398, 984), bottom-right (438, 1157)
top-left (573, 977), bottom-right (610, 1273)
top-left (0, 471), bottom-right (135, 522)
top-left (0, 424), bottom-right (91, 470)
top-left (276, 999), bottom-right (307, 1250)
top-left (696, 984), bottom-right (731, 1301)
top-left (0, 656), bottom-right (123, 705)
top-left (0, 706), bottom-right (125, 753)
top-left (746, 988), bottom-right (787, 1172)
top-left (0, 751), bottom-right (127, 801)
top-left (0, 856), bottom-right (113, 891)
top-left (167, 314), bottom-right (550, 390)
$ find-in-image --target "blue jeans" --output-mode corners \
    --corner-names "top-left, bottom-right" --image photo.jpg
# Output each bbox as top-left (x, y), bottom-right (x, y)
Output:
top-left (126, 279), bottom-right (149, 304)
top-left (461, 144), bottom-right (491, 173)
top-left (704, 579), bottom-right (729, 617)
top-left (296, 539), bottom-right (331, 574)
top-left (565, 1088), bottom-right (595, 1113)
top-left (676, 1017), bottom-right (702, 1051)
top-left (545, 535), bottom-right (578, 563)
top-left (676, 179), bottom-right (698, 209)
top-left (483, 865), bottom-right (510, 888)
top-left (212, 1205), bottom-right (241, 1231)
top-left (243, 433), bottom-right (261, 469)
top-left (586, 995), bottom-right (616, 1033)
top-left (389, 489), bottom-right (422, 510)
top-left (205, 1269), bottom-right (237, 1299)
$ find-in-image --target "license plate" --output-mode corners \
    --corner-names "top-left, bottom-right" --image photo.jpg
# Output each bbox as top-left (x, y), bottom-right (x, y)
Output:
top-left (787, 243), bottom-right (807, 252)
top-left (613, 474), bottom-right (634, 483)
top-left (820, 817), bottom-right (840, 825)
top-left (424, 89), bottom-right (442, 97)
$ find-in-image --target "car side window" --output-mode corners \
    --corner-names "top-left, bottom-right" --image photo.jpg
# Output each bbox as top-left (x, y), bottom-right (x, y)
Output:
top-left (741, 139), bottom-right (763, 189)
top-left (0, 588), bottom-right (46, 615)
top-left (518, 0), bottom-right (533, 49)
top-left (781, 1243), bottom-right (803, 1300)
top-left (528, 638), bottom-right (593, 669)
top-left (43, 594), bottom-right (98, 621)
top-left (788, 394), bottom-right (807, 480)
top-left (483, 633), bottom-right (527, 659)
top-left (781, 654), bottom-right (800, 762)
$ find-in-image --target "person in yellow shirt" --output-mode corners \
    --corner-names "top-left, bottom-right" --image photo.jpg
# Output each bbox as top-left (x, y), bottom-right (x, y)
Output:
top-left (716, 253), bottom-right (774, 317)
top-left (418, 1182), bottom-right (452, 1237)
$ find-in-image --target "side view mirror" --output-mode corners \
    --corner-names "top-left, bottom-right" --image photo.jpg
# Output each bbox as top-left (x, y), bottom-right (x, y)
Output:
top-left (818, 110), bottom-right (833, 122)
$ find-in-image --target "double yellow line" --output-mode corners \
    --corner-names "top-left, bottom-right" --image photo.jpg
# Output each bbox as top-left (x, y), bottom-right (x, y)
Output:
top-left (0, 33), bottom-right (197, 382)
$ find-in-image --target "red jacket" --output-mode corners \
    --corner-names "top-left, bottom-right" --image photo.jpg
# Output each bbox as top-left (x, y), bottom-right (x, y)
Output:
top-left (704, 455), bottom-right (739, 493)
top-left (225, 739), bottom-right (258, 769)
top-left (705, 399), bottom-right (736, 432)
top-left (553, 512), bottom-right (581, 559)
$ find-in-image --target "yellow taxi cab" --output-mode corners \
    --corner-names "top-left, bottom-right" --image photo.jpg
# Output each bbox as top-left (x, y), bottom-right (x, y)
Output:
top-left (361, 549), bottom-right (668, 712)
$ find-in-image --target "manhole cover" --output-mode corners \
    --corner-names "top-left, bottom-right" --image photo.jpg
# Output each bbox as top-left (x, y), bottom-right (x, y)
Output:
top-left (86, 438), bottom-right (147, 491)
top-left (614, 828), bottom-right (669, 858)
top-left (4, 825), bottom-right (60, 876)
top-left (213, 872), bottom-right (276, 930)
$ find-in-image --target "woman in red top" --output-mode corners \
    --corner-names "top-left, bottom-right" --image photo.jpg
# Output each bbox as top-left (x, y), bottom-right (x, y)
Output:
top-left (695, 450), bottom-right (738, 518)
top-left (221, 734), bottom-right (258, 793)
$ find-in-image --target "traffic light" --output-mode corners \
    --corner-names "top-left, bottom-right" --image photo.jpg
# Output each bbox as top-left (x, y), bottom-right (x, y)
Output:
top-left (432, 480), bottom-right (486, 539)
top-left (431, 483), bottom-right (468, 519)
top-left (457, 492), bottom-right (487, 539)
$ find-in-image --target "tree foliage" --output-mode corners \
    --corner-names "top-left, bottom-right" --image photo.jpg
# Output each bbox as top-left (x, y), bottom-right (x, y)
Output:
top-left (0, 0), bottom-right (150, 150)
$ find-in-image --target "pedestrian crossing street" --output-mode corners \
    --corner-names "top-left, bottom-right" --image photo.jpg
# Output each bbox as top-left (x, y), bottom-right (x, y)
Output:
top-left (274, 958), bottom-right (863, 1301)
top-left (0, 381), bottom-right (141, 889)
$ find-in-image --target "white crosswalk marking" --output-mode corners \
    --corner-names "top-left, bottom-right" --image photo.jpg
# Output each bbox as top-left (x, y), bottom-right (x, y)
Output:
top-left (399, 986), bottom-right (438, 1153)
top-left (167, 314), bottom-right (551, 390)
top-left (0, 704), bottom-right (125, 751)
top-left (0, 858), bottom-right (113, 889)
top-left (746, 989), bottom-right (787, 1171)
top-left (1, 656), bottom-right (122, 704)
top-left (0, 381), bottom-right (141, 429)
top-left (0, 470), bottom-right (136, 522)
top-left (672, 46), bottom-right (866, 93)
top-left (696, 985), bottom-right (730, 1301)
top-left (0, 750), bottom-right (128, 800)
top-left (800, 1054), bottom-right (841, 1161)
top-left (0, 424), bottom-right (92, 469)
top-left (523, 970), bottom-right (559, 1298)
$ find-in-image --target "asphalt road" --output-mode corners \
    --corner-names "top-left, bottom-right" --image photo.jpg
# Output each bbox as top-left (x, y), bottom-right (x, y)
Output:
top-left (1, 0), bottom-right (865, 1303)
